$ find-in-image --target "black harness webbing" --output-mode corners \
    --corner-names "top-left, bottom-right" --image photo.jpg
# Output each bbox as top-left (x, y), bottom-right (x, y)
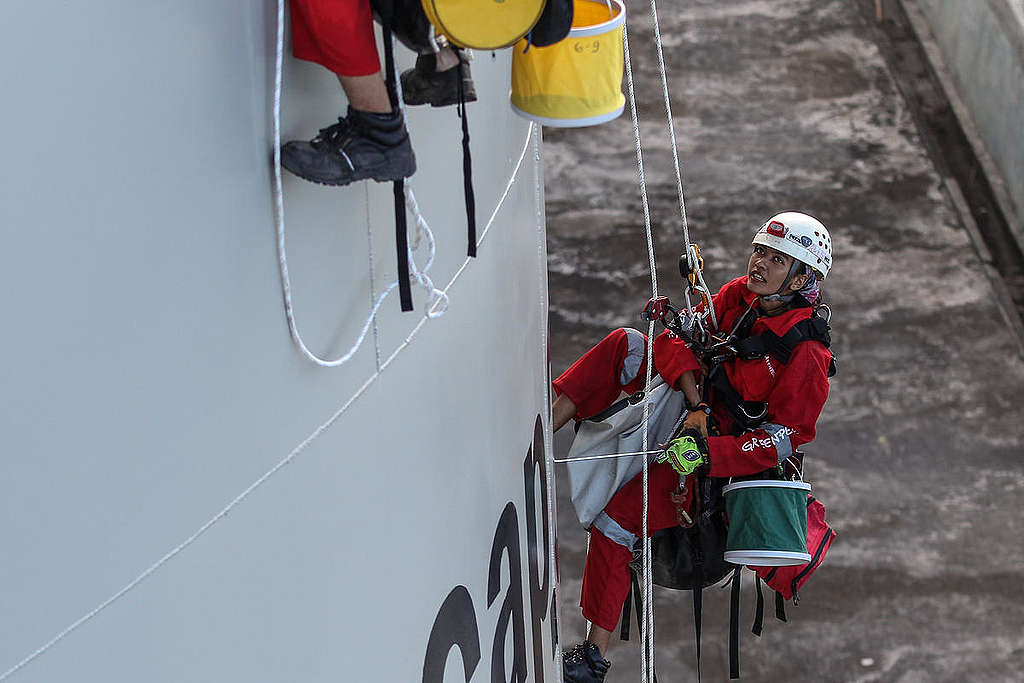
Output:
top-left (457, 63), bottom-right (477, 258)
top-left (760, 568), bottom-right (789, 624)
top-left (709, 311), bottom-right (836, 434)
top-left (734, 315), bottom-right (833, 365)
top-left (380, 24), bottom-right (413, 311)
top-left (753, 574), bottom-right (765, 637)
top-left (729, 567), bottom-right (742, 679)
top-left (619, 571), bottom-right (658, 682)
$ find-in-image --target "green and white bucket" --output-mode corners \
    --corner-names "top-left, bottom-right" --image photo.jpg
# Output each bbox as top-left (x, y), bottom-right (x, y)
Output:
top-left (722, 480), bottom-right (812, 566)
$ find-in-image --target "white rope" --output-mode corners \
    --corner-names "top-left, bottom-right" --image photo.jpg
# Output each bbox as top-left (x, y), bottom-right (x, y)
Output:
top-left (364, 185), bottom-right (383, 371)
top-left (272, 5), bottom-right (456, 368)
top-left (622, 21), bottom-right (659, 682)
top-left (640, 0), bottom-right (720, 336)
top-left (532, 124), bottom-right (565, 675)
top-left (0, 9), bottom-right (537, 671)
top-left (554, 449), bottom-right (664, 464)
top-left (644, 0), bottom-right (691, 254)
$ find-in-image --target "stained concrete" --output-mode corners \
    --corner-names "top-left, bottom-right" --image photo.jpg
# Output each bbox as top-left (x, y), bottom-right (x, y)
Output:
top-left (545, 0), bottom-right (1024, 680)
top-left (909, 0), bottom-right (1024, 243)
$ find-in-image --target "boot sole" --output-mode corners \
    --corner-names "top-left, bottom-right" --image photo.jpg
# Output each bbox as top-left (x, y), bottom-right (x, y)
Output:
top-left (281, 160), bottom-right (416, 187)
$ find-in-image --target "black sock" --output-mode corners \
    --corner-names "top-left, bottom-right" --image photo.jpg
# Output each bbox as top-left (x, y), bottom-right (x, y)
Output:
top-left (349, 106), bottom-right (407, 145)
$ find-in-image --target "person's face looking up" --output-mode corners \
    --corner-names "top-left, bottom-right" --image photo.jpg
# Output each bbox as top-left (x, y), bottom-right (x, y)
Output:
top-left (746, 244), bottom-right (807, 296)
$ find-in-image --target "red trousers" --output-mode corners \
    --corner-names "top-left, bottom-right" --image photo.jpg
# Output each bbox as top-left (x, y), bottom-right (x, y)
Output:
top-left (553, 328), bottom-right (651, 421)
top-left (290, 0), bottom-right (381, 77)
top-left (554, 328), bottom-right (689, 632)
top-left (582, 464), bottom-right (683, 632)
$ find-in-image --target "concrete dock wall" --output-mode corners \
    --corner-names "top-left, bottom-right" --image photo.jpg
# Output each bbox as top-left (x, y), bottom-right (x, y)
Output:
top-left (907, 0), bottom-right (1024, 242)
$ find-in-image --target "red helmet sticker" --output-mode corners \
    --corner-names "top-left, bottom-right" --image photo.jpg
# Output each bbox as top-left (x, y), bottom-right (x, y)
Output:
top-left (766, 221), bottom-right (787, 237)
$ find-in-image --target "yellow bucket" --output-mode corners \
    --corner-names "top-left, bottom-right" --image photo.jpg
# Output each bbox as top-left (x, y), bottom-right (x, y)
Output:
top-left (510, 0), bottom-right (626, 127)
top-left (421, 0), bottom-right (546, 50)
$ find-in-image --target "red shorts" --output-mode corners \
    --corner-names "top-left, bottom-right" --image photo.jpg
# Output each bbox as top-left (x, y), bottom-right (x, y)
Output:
top-left (290, 0), bottom-right (381, 77)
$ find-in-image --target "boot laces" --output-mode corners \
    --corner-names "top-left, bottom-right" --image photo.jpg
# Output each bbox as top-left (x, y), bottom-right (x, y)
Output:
top-left (311, 116), bottom-right (361, 151)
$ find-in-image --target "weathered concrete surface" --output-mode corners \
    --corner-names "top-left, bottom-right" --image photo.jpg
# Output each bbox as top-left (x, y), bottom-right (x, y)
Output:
top-left (908, 0), bottom-right (1024, 247)
top-left (545, 0), bottom-right (1024, 680)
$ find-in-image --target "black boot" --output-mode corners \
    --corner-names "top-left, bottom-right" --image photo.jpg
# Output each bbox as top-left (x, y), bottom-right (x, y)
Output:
top-left (563, 642), bottom-right (611, 683)
top-left (401, 52), bottom-right (477, 107)
top-left (280, 106), bottom-right (416, 186)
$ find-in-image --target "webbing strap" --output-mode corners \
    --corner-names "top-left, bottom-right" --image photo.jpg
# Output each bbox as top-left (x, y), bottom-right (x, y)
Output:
top-left (776, 591), bottom-right (787, 622)
top-left (620, 572), bottom-right (657, 679)
top-left (620, 573), bottom-right (634, 641)
top-left (381, 23), bottom-right (413, 311)
top-left (457, 64), bottom-right (477, 258)
top-left (620, 570), bottom-right (645, 641)
top-left (707, 364), bottom-right (766, 434)
top-left (591, 390), bottom-right (645, 423)
top-left (734, 316), bottom-right (832, 364)
top-left (393, 181), bottom-right (412, 311)
top-left (729, 568), bottom-right (741, 679)
top-left (752, 574), bottom-right (765, 637)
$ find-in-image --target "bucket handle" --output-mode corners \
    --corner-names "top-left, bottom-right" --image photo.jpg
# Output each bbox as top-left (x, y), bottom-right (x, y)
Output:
top-left (726, 456), bottom-right (804, 487)
top-left (783, 455), bottom-right (803, 481)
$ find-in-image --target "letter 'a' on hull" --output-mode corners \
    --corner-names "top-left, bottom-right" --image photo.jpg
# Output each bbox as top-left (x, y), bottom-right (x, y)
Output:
top-left (0, 4), bottom-right (560, 682)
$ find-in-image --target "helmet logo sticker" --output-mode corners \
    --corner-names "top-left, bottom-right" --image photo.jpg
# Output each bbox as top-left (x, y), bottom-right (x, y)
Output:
top-left (766, 221), bottom-right (787, 237)
top-left (800, 236), bottom-right (812, 247)
top-left (806, 243), bottom-right (831, 264)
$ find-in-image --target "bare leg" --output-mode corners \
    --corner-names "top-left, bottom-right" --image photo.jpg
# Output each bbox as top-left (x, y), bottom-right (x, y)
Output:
top-left (552, 393), bottom-right (578, 433)
top-left (338, 73), bottom-right (392, 113)
top-left (434, 46), bottom-right (460, 72)
top-left (587, 624), bottom-right (613, 657)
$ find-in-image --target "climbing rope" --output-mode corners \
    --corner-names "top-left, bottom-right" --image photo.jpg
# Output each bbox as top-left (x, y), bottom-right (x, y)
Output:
top-left (621, 20), bottom-right (659, 682)
top-left (533, 125), bottom-right (565, 674)
top-left (620, 0), bottom-right (714, 676)
top-left (364, 185), bottom-right (383, 371)
top-left (273, 39), bottom-right (449, 367)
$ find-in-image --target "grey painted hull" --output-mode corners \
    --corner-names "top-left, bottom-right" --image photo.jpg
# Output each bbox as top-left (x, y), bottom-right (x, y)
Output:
top-left (0, 4), bottom-right (559, 681)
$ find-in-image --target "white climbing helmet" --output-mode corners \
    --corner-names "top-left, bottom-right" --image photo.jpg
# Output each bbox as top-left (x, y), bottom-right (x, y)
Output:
top-left (752, 211), bottom-right (833, 279)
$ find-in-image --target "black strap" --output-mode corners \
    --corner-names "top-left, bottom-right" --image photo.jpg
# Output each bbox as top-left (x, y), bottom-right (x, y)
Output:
top-left (734, 316), bottom-right (832, 365)
top-left (621, 570), bottom-right (657, 682)
top-left (620, 570), bottom-right (643, 641)
top-left (775, 591), bottom-right (787, 622)
top-left (729, 568), bottom-right (741, 679)
top-left (619, 575), bottom-right (631, 641)
top-left (707, 364), bottom-right (766, 434)
top-left (590, 390), bottom-right (644, 423)
top-left (457, 62), bottom-right (477, 258)
top-left (393, 180), bottom-right (413, 311)
top-left (752, 574), bottom-right (765, 637)
top-left (381, 24), bottom-right (413, 311)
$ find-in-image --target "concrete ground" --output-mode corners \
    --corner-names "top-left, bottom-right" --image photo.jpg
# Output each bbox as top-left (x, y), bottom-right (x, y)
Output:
top-left (544, 0), bottom-right (1024, 681)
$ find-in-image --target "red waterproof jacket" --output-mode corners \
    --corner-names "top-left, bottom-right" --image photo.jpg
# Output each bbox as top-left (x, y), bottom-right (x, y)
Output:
top-left (653, 276), bottom-right (832, 478)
